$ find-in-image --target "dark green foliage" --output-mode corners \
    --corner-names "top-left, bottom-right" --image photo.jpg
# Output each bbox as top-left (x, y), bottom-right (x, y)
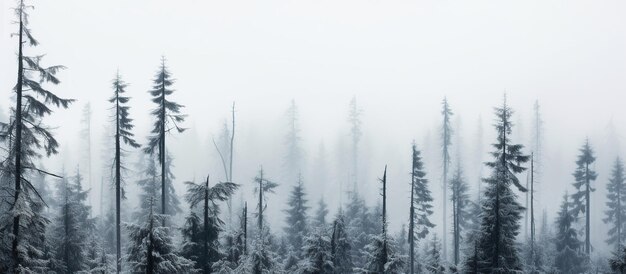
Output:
top-left (554, 194), bottom-right (585, 274)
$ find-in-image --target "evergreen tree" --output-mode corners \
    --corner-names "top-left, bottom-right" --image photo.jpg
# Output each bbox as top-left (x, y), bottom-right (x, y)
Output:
top-left (604, 157), bottom-right (626, 248)
top-left (330, 212), bottom-right (352, 273)
top-left (299, 228), bottom-right (334, 274)
top-left (408, 143), bottom-right (434, 273)
top-left (144, 57), bottom-right (186, 217)
top-left (49, 169), bottom-right (95, 273)
top-left (80, 102), bottom-right (93, 210)
top-left (0, 1), bottom-right (73, 272)
top-left (284, 175), bottom-right (309, 253)
top-left (440, 97), bottom-right (453, 261)
top-left (253, 168), bottom-right (278, 235)
top-left (554, 194), bottom-right (585, 274)
top-left (284, 99), bottom-right (303, 182)
top-left (424, 234), bottom-right (445, 274)
top-left (126, 197), bottom-right (194, 273)
top-left (449, 163), bottom-right (470, 266)
top-left (135, 153), bottom-right (181, 219)
top-left (109, 72), bottom-right (140, 273)
top-left (475, 96), bottom-right (529, 273)
top-left (361, 166), bottom-right (405, 273)
top-left (570, 139), bottom-right (597, 255)
top-left (610, 245), bottom-right (626, 273)
top-left (181, 175), bottom-right (238, 273)
top-left (314, 197), bottom-right (329, 228)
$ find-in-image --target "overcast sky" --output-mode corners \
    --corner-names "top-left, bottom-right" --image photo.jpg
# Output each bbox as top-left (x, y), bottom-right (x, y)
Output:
top-left (1, 0), bottom-right (625, 254)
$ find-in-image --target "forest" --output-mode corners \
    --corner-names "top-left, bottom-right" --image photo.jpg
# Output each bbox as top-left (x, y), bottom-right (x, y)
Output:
top-left (2, 0), bottom-right (626, 273)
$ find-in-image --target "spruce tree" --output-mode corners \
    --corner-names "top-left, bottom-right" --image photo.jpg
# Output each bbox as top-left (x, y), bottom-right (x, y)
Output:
top-left (409, 143), bottom-right (434, 273)
top-left (126, 197), bottom-right (194, 273)
top-left (348, 96), bottom-right (362, 191)
top-left (144, 57), bottom-right (186, 217)
top-left (440, 97), bottom-right (453, 261)
top-left (475, 96), bottom-right (529, 273)
top-left (0, 1), bottom-right (73, 272)
top-left (330, 211), bottom-right (352, 273)
top-left (449, 163), bottom-right (470, 266)
top-left (299, 228), bottom-right (334, 273)
top-left (554, 194), bottom-right (585, 274)
top-left (109, 72), bottom-right (140, 273)
top-left (284, 99), bottom-right (303, 182)
top-left (570, 139), bottom-right (597, 255)
top-left (181, 175), bottom-right (238, 273)
top-left (424, 234), bottom-right (445, 274)
top-left (49, 169), bottom-right (95, 274)
top-left (314, 197), bottom-right (329, 228)
top-left (135, 153), bottom-right (181, 219)
top-left (604, 157), bottom-right (626, 248)
top-left (284, 175), bottom-right (309, 253)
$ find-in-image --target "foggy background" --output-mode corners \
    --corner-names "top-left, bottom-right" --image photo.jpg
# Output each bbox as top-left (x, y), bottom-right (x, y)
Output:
top-left (1, 0), bottom-right (626, 256)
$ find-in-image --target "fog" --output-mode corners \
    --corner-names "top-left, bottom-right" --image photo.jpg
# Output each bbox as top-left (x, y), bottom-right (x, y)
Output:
top-left (1, 0), bottom-right (626, 269)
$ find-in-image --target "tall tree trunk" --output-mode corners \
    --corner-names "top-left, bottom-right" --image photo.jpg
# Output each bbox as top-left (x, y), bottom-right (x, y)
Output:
top-left (243, 202), bottom-right (247, 255)
top-left (147, 218), bottom-right (155, 274)
top-left (160, 69), bottom-right (166, 216)
top-left (115, 87), bottom-right (122, 274)
top-left (443, 151), bottom-right (448, 261)
top-left (12, 13), bottom-right (24, 271)
top-left (203, 176), bottom-right (209, 274)
top-left (530, 153), bottom-right (535, 271)
top-left (410, 158), bottom-right (416, 274)
top-left (258, 170), bottom-right (263, 233)
top-left (585, 162), bottom-right (590, 255)
top-left (381, 166), bottom-right (388, 273)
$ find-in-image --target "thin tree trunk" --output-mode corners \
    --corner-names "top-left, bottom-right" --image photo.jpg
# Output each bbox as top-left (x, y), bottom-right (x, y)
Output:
top-left (585, 162), bottom-right (590, 255)
top-left (115, 86), bottom-right (122, 274)
top-left (381, 165), bottom-right (388, 272)
top-left (203, 175), bottom-right (209, 274)
top-left (530, 153), bottom-right (535, 271)
top-left (410, 152), bottom-right (416, 274)
top-left (11, 12), bottom-right (24, 271)
top-left (243, 202), bottom-right (247, 255)
top-left (160, 65), bottom-right (166, 216)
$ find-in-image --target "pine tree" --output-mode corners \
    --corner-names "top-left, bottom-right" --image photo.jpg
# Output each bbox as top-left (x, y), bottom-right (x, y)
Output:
top-left (284, 175), bottom-right (309, 253)
top-left (570, 139), bottom-right (597, 255)
top-left (144, 57), bottom-right (186, 217)
top-left (604, 157), bottom-right (626, 249)
top-left (449, 163), bottom-right (470, 266)
top-left (284, 99), bottom-right (303, 182)
top-left (424, 234), bottom-right (445, 274)
top-left (181, 175), bottom-right (238, 273)
top-left (0, 1), bottom-right (73, 271)
top-left (253, 168), bottom-right (278, 235)
top-left (80, 103), bottom-right (93, 210)
top-left (330, 212), bottom-right (352, 273)
top-left (135, 153), bottom-right (181, 219)
top-left (610, 245), bottom-right (626, 273)
top-left (409, 143), bottom-right (434, 273)
top-left (314, 197), bottom-right (329, 228)
top-left (440, 97), bottom-right (453, 262)
top-left (554, 194), bottom-right (585, 274)
top-left (126, 197), bottom-right (195, 273)
top-left (49, 169), bottom-right (95, 273)
top-left (475, 96), bottom-right (529, 273)
top-left (109, 72), bottom-right (140, 273)
top-left (362, 166), bottom-right (405, 273)
top-left (299, 228), bottom-right (334, 274)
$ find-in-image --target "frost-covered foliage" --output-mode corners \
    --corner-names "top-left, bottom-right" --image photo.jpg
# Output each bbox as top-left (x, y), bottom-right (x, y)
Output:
top-left (604, 157), bottom-right (626, 248)
top-left (344, 193), bottom-right (377, 267)
top-left (135, 153), bottom-right (181, 218)
top-left (0, 1), bottom-right (73, 272)
top-left (554, 194), bottom-right (586, 274)
top-left (314, 197), bottom-right (329, 228)
top-left (408, 143), bottom-right (434, 273)
top-left (360, 233), bottom-right (405, 273)
top-left (284, 176), bottom-right (309, 254)
top-left (475, 96), bottom-right (529, 273)
top-left (180, 176), bottom-right (238, 273)
top-left (126, 198), bottom-right (195, 273)
top-left (423, 234), bottom-right (445, 274)
top-left (570, 139), bottom-right (597, 255)
top-left (298, 228), bottom-right (334, 274)
top-left (236, 232), bottom-right (282, 274)
top-left (449, 163), bottom-right (470, 266)
top-left (48, 170), bottom-right (95, 273)
top-left (144, 57), bottom-right (186, 217)
top-left (330, 212), bottom-right (352, 273)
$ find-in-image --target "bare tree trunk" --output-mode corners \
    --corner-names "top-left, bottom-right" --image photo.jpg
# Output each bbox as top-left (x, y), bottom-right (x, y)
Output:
top-left (115, 86), bottom-right (122, 274)
top-left (12, 14), bottom-right (24, 271)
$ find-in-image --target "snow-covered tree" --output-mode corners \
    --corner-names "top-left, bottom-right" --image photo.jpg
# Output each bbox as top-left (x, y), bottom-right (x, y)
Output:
top-left (181, 175), bottom-right (238, 273)
top-left (554, 194), bottom-right (585, 274)
top-left (284, 99), bottom-right (303, 183)
top-left (284, 175), bottom-right (309, 254)
top-left (449, 163), bottom-right (470, 266)
top-left (424, 234), bottom-right (445, 274)
top-left (314, 197), bottom-right (329, 228)
top-left (49, 169), bottom-right (95, 273)
top-left (604, 157), bottom-right (626, 249)
top-left (408, 143), bottom-right (434, 273)
top-left (330, 211), bottom-right (352, 273)
top-left (144, 57), bottom-right (186, 217)
top-left (0, 1), bottom-right (73, 272)
top-left (570, 139), bottom-right (597, 255)
top-left (348, 96), bottom-right (362, 191)
top-left (361, 166), bottom-right (405, 273)
top-left (475, 96), bottom-right (529, 273)
top-left (109, 72), bottom-right (140, 273)
top-left (135, 153), bottom-right (181, 219)
top-left (126, 197), bottom-right (195, 273)
top-left (299, 228), bottom-right (334, 274)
